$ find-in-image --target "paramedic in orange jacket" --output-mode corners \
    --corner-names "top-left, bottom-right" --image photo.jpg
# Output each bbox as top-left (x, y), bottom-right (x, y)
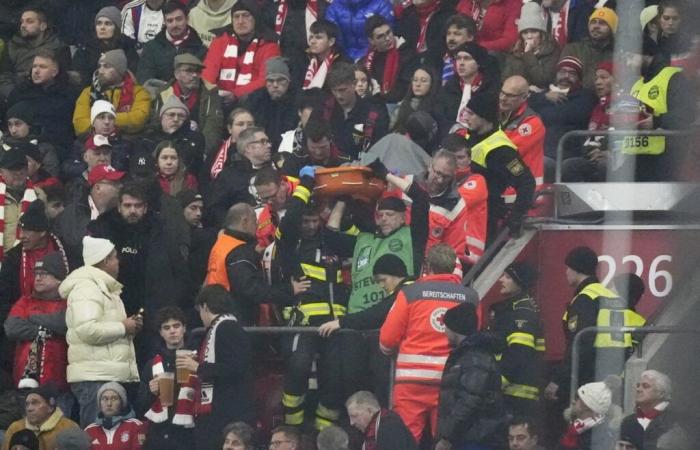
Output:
top-left (424, 149), bottom-right (489, 267)
top-left (379, 244), bottom-right (479, 442)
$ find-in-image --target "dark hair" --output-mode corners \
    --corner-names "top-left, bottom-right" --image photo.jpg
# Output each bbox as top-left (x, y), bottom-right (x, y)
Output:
top-left (155, 306), bottom-right (187, 329)
top-left (222, 422), bottom-right (255, 449)
top-left (296, 88), bottom-right (323, 112)
top-left (441, 133), bottom-right (470, 154)
top-left (365, 14), bottom-right (391, 38)
top-left (445, 14), bottom-right (477, 37)
top-left (310, 19), bottom-right (339, 41)
top-left (271, 426), bottom-right (302, 446)
top-left (612, 273), bottom-right (646, 310)
top-left (304, 118), bottom-right (332, 143)
top-left (163, 0), bottom-right (189, 17)
top-left (195, 285), bottom-right (234, 315)
top-left (393, 65), bottom-right (441, 133)
top-left (119, 183), bottom-right (149, 205)
top-left (509, 416), bottom-right (540, 439)
top-left (33, 49), bottom-right (68, 83)
top-left (327, 62), bottom-right (356, 88)
top-left (21, 6), bottom-right (48, 25)
top-left (43, 183), bottom-right (66, 204)
top-left (253, 166), bottom-right (282, 187)
top-left (658, 0), bottom-right (683, 16)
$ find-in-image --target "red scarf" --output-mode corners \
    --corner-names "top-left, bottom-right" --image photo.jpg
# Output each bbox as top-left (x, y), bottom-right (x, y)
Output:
top-left (167, 28), bottom-right (191, 49)
top-left (459, 71), bottom-right (483, 93)
top-left (20, 235), bottom-right (64, 297)
top-left (365, 43), bottom-right (400, 95)
top-left (588, 95), bottom-right (610, 131)
top-left (210, 137), bottom-right (233, 180)
top-left (275, 0), bottom-right (319, 37)
top-left (117, 73), bottom-right (137, 113)
top-left (303, 52), bottom-right (336, 89)
top-left (217, 35), bottom-right (259, 92)
top-left (415, 0), bottom-right (441, 52)
top-left (195, 314), bottom-right (237, 416)
top-left (636, 407), bottom-right (662, 420)
top-left (172, 83), bottom-right (199, 112)
top-left (0, 178), bottom-right (37, 261)
top-left (144, 354), bottom-right (196, 428)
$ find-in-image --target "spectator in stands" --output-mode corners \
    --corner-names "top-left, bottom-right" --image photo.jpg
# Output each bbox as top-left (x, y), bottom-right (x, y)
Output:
top-left (509, 416), bottom-right (545, 450)
top-left (207, 108), bottom-right (256, 181)
top-left (151, 53), bottom-right (224, 156)
top-left (4, 253), bottom-right (69, 410)
top-left (222, 422), bottom-right (255, 450)
top-left (137, 1), bottom-right (207, 85)
top-left (73, 50), bottom-right (152, 136)
top-left (205, 127), bottom-right (273, 227)
top-left (71, 7), bottom-right (139, 87)
top-left (62, 236), bottom-right (142, 428)
top-left (622, 35), bottom-right (697, 181)
top-left (243, 57), bottom-right (298, 152)
top-left (381, 245), bottom-right (478, 443)
top-left (24, 142), bottom-right (60, 190)
top-left (302, 20), bottom-right (346, 90)
top-left (620, 370), bottom-right (690, 450)
top-left (202, 0), bottom-right (281, 105)
top-left (396, 0), bottom-right (457, 60)
top-left (657, 0), bottom-right (700, 73)
top-left (502, 2), bottom-right (561, 92)
top-left (63, 135), bottom-right (116, 203)
top-left (319, 62), bottom-right (389, 159)
top-left (55, 428), bottom-right (92, 450)
top-left (392, 66), bottom-right (445, 135)
top-left (359, 15), bottom-right (417, 104)
top-left (176, 191), bottom-right (216, 296)
top-left (268, 426), bottom-right (301, 450)
top-left (345, 390), bottom-right (416, 450)
top-left (41, 185), bottom-right (67, 221)
top-left (464, 90), bottom-right (535, 239)
top-left (615, 419), bottom-right (644, 450)
top-left (490, 262), bottom-right (545, 415)
top-left (353, 65), bottom-right (375, 99)
top-left (121, 0), bottom-right (166, 49)
top-left (85, 382), bottom-right (145, 448)
top-left (455, 0), bottom-right (520, 52)
top-left (251, 167), bottom-right (299, 249)
top-left (317, 426), bottom-right (349, 450)
top-left (183, 285), bottom-right (253, 450)
top-left (0, 7), bottom-right (71, 100)
top-left (529, 57), bottom-right (596, 178)
top-left (155, 140), bottom-right (198, 195)
top-left (430, 14), bottom-right (477, 85)
top-left (324, 0), bottom-right (394, 61)
top-left (560, 8), bottom-right (616, 90)
top-left (3, 102), bottom-right (60, 177)
top-left (53, 164), bottom-right (125, 269)
top-left (6, 51), bottom-right (79, 157)
top-left (2, 384), bottom-right (79, 450)
top-left (435, 300), bottom-right (505, 450)
top-left (499, 76), bottom-right (546, 195)
top-left (282, 119), bottom-right (350, 176)
top-left (141, 307), bottom-right (196, 450)
top-left (540, 0), bottom-right (594, 47)
top-left (188, 0), bottom-right (236, 48)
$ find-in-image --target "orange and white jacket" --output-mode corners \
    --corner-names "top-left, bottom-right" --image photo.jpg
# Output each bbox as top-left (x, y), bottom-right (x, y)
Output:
top-left (502, 103), bottom-right (545, 203)
top-left (380, 273), bottom-right (478, 385)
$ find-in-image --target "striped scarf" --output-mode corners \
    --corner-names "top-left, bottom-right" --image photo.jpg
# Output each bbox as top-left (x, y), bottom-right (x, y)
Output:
top-left (210, 137), bottom-right (234, 180)
top-left (217, 35), bottom-right (259, 92)
top-left (303, 52), bottom-right (336, 90)
top-left (364, 42), bottom-right (400, 95)
top-left (275, 0), bottom-right (319, 39)
top-left (442, 54), bottom-right (454, 85)
top-left (195, 314), bottom-right (237, 416)
top-left (0, 179), bottom-right (37, 261)
top-left (144, 354), bottom-right (195, 428)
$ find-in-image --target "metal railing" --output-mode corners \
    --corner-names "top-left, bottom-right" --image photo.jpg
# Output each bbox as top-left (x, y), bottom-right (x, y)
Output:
top-left (569, 325), bottom-right (700, 404)
top-left (554, 128), bottom-right (698, 183)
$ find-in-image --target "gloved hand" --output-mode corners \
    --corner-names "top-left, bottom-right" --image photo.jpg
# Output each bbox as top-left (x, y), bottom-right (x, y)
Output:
top-left (367, 158), bottom-right (389, 180)
top-left (507, 214), bottom-right (524, 238)
top-left (299, 165), bottom-right (316, 179)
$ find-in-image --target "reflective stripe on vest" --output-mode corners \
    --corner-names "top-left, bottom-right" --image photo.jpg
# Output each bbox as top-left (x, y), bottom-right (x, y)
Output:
top-left (300, 263), bottom-right (342, 283)
top-left (395, 352), bottom-right (448, 383)
top-left (397, 354), bottom-right (448, 365)
top-left (284, 303), bottom-right (347, 320)
top-left (470, 129), bottom-right (517, 169)
top-left (394, 368), bottom-right (444, 381)
top-left (502, 376), bottom-right (539, 400)
top-left (594, 301), bottom-right (646, 348)
top-left (536, 338), bottom-right (546, 352)
top-left (507, 332), bottom-right (536, 348)
top-left (205, 233), bottom-right (247, 290)
top-left (625, 67), bottom-right (683, 155)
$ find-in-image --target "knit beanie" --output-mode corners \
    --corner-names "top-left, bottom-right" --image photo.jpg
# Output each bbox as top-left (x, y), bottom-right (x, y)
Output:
top-left (22, 141), bottom-right (42, 163)
top-left (589, 7), bottom-right (618, 33)
top-left (577, 375), bottom-right (620, 416)
top-left (176, 190), bottom-right (203, 209)
top-left (96, 6), bottom-right (122, 31)
top-left (451, 41), bottom-right (488, 68)
top-left (443, 302), bottom-right (478, 336)
top-left (28, 384), bottom-right (59, 407)
top-left (504, 261), bottom-right (537, 291)
top-left (466, 90), bottom-right (499, 125)
top-left (91, 100), bottom-right (117, 124)
top-left (9, 429), bottom-right (39, 450)
top-left (372, 254), bottom-right (408, 277)
top-left (19, 200), bottom-right (49, 232)
top-left (640, 5), bottom-right (659, 30)
top-left (35, 252), bottom-right (68, 281)
top-left (232, 0), bottom-right (257, 16)
top-left (82, 236), bottom-right (115, 266)
top-left (265, 57), bottom-right (291, 81)
top-left (518, 2), bottom-right (547, 33)
top-left (565, 246), bottom-right (598, 276)
top-left (160, 95), bottom-right (190, 118)
top-left (6, 101), bottom-right (35, 126)
top-left (596, 60), bottom-right (614, 75)
top-left (99, 50), bottom-right (128, 78)
top-left (97, 382), bottom-right (128, 408)
top-left (618, 417), bottom-right (644, 450)
top-left (376, 196), bottom-right (406, 212)
top-left (557, 56), bottom-right (584, 79)
top-left (0, 146), bottom-right (28, 169)
top-left (55, 428), bottom-right (92, 450)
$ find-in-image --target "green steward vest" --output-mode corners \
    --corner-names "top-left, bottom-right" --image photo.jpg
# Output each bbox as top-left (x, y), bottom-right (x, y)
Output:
top-left (348, 226), bottom-right (414, 313)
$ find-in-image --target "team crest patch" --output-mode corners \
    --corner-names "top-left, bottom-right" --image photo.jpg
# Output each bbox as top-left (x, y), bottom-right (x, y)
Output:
top-left (388, 239), bottom-right (403, 252)
top-left (568, 316), bottom-right (578, 332)
top-left (506, 159), bottom-right (525, 176)
top-left (431, 226), bottom-right (444, 238)
top-left (430, 307), bottom-right (448, 332)
top-left (518, 123), bottom-right (532, 136)
top-left (121, 432), bottom-right (130, 443)
top-left (648, 86), bottom-right (660, 100)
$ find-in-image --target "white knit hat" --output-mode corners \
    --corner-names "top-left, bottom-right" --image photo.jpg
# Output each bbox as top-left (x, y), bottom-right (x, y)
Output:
top-left (91, 100), bottom-right (117, 124)
top-left (518, 2), bottom-right (547, 33)
top-left (82, 236), bottom-right (115, 266)
top-left (640, 5), bottom-right (659, 30)
top-left (577, 377), bottom-right (618, 416)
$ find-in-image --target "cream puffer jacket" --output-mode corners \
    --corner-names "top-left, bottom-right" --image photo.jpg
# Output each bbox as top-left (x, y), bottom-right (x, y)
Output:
top-left (59, 265), bottom-right (139, 383)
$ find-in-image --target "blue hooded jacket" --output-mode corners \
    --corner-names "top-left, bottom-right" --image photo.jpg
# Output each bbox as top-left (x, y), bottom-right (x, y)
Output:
top-left (325, 0), bottom-right (394, 61)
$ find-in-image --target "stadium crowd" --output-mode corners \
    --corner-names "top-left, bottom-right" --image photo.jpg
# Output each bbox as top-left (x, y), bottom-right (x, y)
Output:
top-left (0, 0), bottom-right (696, 449)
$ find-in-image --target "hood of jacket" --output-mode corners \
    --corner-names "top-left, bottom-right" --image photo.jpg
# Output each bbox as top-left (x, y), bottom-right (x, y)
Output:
top-left (459, 331), bottom-right (507, 354)
top-left (195, 0), bottom-right (237, 16)
top-left (11, 30), bottom-right (61, 50)
top-left (59, 265), bottom-right (123, 299)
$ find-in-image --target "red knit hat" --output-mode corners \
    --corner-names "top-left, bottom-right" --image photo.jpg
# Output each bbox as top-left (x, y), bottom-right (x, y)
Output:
top-left (557, 57), bottom-right (584, 78)
top-left (596, 60), bottom-right (614, 75)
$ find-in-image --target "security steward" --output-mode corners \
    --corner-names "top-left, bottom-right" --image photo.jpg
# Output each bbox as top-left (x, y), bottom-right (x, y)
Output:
top-left (622, 35), bottom-right (697, 181)
top-left (274, 166), bottom-right (348, 430)
top-left (464, 90), bottom-right (535, 239)
top-left (545, 246), bottom-right (646, 404)
top-left (489, 262), bottom-right (545, 416)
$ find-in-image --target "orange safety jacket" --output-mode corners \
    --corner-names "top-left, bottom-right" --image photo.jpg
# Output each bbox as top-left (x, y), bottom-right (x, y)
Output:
top-left (502, 103), bottom-right (545, 203)
top-left (256, 176), bottom-right (299, 249)
top-left (380, 273), bottom-right (473, 385)
top-left (205, 232), bottom-right (246, 290)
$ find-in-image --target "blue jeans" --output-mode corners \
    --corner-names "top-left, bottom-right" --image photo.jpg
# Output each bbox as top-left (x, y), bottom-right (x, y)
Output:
top-left (71, 381), bottom-right (105, 428)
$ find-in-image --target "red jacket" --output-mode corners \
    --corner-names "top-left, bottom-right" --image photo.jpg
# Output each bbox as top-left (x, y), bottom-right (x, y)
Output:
top-left (255, 176), bottom-right (299, 249)
top-left (7, 295), bottom-right (68, 391)
top-left (85, 418), bottom-right (145, 450)
top-left (456, 0), bottom-right (520, 52)
top-left (380, 273), bottom-right (474, 385)
top-left (502, 102), bottom-right (545, 202)
top-left (202, 32), bottom-right (281, 98)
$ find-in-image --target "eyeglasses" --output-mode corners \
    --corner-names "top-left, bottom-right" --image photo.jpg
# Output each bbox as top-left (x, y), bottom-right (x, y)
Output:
top-left (164, 111), bottom-right (188, 120)
top-left (500, 90), bottom-right (526, 99)
top-left (251, 138), bottom-right (271, 146)
top-left (269, 440), bottom-right (292, 448)
top-left (258, 185), bottom-right (281, 203)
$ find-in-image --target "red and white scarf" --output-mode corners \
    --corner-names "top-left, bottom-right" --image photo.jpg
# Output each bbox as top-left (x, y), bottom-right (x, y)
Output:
top-left (195, 314), bottom-right (238, 417)
top-left (145, 354), bottom-right (195, 428)
top-left (275, 0), bottom-right (319, 40)
top-left (456, 72), bottom-right (483, 127)
top-left (172, 83), bottom-right (199, 112)
top-left (218, 36), bottom-right (259, 92)
top-left (303, 52), bottom-right (336, 89)
top-left (167, 28), bottom-right (191, 49)
top-left (415, 0), bottom-right (441, 52)
top-left (210, 137), bottom-right (234, 180)
top-left (0, 179), bottom-right (37, 261)
top-left (364, 41), bottom-right (401, 95)
top-left (20, 234), bottom-right (66, 298)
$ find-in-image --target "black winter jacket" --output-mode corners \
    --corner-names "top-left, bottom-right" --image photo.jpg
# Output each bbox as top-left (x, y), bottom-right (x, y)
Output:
top-left (242, 88), bottom-right (299, 152)
top-left (136, 27), bottom-right (207, 84)
top-left (72, 34), bottom-right (139, 87)
top-left (52, 195), bottom-right (91, 269)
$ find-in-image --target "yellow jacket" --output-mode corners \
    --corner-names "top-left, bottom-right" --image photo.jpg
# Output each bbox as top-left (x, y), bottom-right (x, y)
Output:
top-left (2, 409), bottom-right (79, 450)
